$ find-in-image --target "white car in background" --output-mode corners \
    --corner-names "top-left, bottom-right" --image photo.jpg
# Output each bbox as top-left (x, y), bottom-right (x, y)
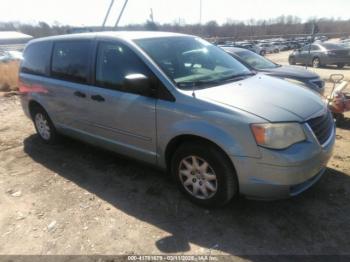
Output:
top-left (257, 43), bottom-right (279, 53)
top-left (0, 50), bottom-right (23, 63)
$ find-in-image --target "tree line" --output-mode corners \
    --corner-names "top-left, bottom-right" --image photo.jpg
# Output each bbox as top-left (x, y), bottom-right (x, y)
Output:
top-left (1, 16), bottom-right (350, 40)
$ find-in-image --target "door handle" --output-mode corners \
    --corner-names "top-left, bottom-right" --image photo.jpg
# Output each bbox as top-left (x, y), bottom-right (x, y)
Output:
top-left (74, 91), bottom-right (86, 98)
top-left (91, 94), bottom-right (105, 102)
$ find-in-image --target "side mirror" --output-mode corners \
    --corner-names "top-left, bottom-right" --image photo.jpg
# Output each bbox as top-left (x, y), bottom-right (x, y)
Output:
top-left (124, 73), bottom-right (156, 96)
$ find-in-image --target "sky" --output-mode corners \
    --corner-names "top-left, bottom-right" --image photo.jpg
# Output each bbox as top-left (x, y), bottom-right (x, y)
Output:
top-left (1, 0), bottom-right (349, 26)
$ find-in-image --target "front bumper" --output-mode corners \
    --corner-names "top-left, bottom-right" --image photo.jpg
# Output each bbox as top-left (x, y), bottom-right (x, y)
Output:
top-left (231, 123), bottom-right (335, 200)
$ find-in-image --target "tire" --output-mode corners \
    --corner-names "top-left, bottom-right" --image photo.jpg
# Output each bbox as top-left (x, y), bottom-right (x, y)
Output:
top-left (260, 50), bottom-right (266, 56)
top-left (170, 141), bottom-right (238, 207)
top-left (337, 63), bottom-right (345, 69)
top-left (31, 106), bottom-right (59, 144)
top-left (312, 57), bottom-right (321, 68)
top-left (289, 56), bottom-right (296, 65)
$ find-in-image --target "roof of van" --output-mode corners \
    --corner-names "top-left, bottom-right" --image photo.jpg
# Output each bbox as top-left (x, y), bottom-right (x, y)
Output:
top-left (29, 31), bottom-right (190, 44)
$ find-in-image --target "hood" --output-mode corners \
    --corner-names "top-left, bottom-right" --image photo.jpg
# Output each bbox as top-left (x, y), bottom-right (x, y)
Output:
top-left (195, 74), bottom-right (326, 122)
top-left (260, 65), bottom-right (320, 80)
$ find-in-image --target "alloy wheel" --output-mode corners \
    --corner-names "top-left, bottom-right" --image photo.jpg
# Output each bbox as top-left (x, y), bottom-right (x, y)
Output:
top-left (178, 156), bottom-right (218, 200)
top-left (35, 113), bottom-right (51, 140)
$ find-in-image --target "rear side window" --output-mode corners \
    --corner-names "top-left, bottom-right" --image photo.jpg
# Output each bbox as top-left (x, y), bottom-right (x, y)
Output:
top-left (302, 45), bottom-right (310, 51)
top-left (95, 42), bottom-right (151, 93)
top-left (51, 41), bottom-right (91, 84)
top-left (311, 45), bottom-right (320, 51)
top-left (21, 42), bottom-right (51, 76)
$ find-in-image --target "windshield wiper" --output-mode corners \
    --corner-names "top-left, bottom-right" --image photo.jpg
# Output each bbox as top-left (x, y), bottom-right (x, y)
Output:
top-left (177, 72), bottom-right (256, 89)
top-left (177, 79), bottom-right (212, 88)
top-left (218, 72), bottom-right (256, 83)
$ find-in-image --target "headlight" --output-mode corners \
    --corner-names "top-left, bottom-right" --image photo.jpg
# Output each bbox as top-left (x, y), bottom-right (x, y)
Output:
top-left (251, 123), bottom-right (306, 149)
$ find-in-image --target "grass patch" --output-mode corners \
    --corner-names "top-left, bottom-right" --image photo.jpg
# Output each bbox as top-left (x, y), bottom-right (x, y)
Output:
top-left (0, 61), bottom-right (20, 91)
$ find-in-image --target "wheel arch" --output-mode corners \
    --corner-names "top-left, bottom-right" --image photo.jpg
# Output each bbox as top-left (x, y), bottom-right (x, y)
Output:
top-left (164, 134), bottom-right (237, 174)
top-left (28, 100), bottom-right (46, 119)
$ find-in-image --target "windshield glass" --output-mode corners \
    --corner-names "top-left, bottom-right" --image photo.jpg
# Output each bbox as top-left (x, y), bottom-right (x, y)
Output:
top-left (235, 50), bottom-right (278, 69)
top-left (135, 36), bottom-right (252, 89)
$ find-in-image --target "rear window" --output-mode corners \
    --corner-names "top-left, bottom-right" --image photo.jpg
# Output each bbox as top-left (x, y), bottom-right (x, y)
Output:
top-left (21, 42), bottom-right (51, 76)
top-left (51, 41), bottom-right (91, 84)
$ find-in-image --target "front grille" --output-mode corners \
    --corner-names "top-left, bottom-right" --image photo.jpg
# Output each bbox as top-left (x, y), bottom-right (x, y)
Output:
top-left (307, 111), bottom-right (334, 145)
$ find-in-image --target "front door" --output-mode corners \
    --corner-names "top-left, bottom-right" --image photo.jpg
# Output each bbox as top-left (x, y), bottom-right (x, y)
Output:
top-left (85, 41), bottom-right (157, 163)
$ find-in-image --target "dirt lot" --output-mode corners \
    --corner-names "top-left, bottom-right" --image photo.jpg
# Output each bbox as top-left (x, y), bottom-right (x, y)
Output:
top-left (0, 55), bottom-right (350, 258)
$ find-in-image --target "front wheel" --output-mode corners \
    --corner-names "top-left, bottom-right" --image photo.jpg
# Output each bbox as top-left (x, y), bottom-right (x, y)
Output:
top-left (312, 57), bottom-right (321, 68)
top-left (171, 142), bottom-right (238, 207)
top-left (337, 63), bottom-right (345, 69)
top-left (289, 56), bottom-right (296, 65)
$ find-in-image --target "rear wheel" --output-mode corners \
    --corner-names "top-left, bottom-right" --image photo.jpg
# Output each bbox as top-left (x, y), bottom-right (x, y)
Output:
top-left (312, 57), bottom-right (321, 68)
top-left (260, 50), bottom-right (266, 56)
top-left (32, 106), bottom-right (59, 144)
top-left (289, 56), bottom-right (296, 65)
top-left (171, 141), bottom-right (238, 207)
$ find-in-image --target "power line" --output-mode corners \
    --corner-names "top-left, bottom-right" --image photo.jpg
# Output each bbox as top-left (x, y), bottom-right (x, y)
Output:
top-left (115, 0), bottom-right (129, 28)
top-left (102, 0), bottom-right (115, 28)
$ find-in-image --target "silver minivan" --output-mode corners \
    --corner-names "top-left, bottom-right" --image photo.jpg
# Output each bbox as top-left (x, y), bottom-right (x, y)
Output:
top-left (19, 32), bottom-right (335, 207)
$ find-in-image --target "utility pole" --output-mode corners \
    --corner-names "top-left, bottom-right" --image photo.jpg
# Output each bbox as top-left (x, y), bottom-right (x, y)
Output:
top-left (306, 22), bottom-right (318, 69)
top-left (102, 0), bottom-right (115, 29)
top-left (150, 8), bottom-right (154, 23)
top-left (199, 0), bottom-right (202, 24)
top-left (115, 0), bottom-right (129, 28)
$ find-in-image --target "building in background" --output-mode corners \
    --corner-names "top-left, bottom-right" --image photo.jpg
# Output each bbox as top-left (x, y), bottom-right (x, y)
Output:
top-left (0, 31), bottom-right (33, 51)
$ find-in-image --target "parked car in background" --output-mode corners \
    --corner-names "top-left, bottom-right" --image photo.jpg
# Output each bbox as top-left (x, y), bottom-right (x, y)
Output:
top-left (218, 42), bottom-right (266, 56)
top-left (0, 50), bottom-right (23, 63)
top-left (222, 46), bottom-right (325, 94)
top-left (257, 43), bottom-right (279, 53)
top-left (271, 42), bottom-right (288, 52)
top-left (289, 43), bottom-right (350, 68)
top-left (20, 32), bottom-right (335, 206)
top-left (340, 39), bottom-right (350, 48)
top-left (315, 36), bottom-right (328, 42)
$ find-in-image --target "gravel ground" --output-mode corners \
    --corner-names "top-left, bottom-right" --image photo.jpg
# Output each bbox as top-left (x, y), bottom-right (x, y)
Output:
top-left (0, 56), bottom-right (350, 257)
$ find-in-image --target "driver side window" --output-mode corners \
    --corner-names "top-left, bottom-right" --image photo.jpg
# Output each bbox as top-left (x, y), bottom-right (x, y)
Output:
top-left (95, 41), bottom-right (152, 95)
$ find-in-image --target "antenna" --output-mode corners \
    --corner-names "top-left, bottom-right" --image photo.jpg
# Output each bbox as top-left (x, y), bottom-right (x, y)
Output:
top-left (115, 0), bottom-right (129, 28)
top-left (102, 0), bottom-right (115, 29)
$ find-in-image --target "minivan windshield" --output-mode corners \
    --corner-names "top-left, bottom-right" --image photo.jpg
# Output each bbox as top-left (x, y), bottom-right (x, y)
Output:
top-left (235, 50), bottom-right (279, 70)
top-left (135, 37), bottom-right (252, 89)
